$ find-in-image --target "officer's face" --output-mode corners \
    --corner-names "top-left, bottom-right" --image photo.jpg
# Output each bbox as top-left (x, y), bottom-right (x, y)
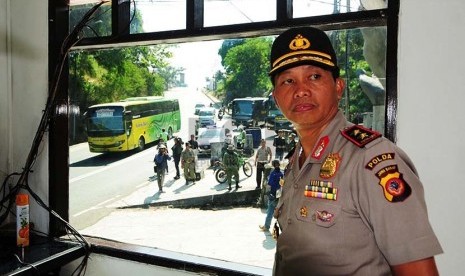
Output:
top-left (273, 65), bottom-right (344, 131)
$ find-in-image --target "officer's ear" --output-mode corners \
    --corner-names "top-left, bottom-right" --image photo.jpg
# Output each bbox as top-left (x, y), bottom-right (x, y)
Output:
top-left (335, 77), bottom-right (345, 100)
top-left (272, 91), bottom-right (280, 109)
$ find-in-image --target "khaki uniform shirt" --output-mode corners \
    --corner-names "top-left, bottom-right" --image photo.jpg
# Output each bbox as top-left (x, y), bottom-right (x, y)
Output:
top-left (274, 111), bottom-right (442, 275)
top-left (256, 146), bottom-right (272, 163)
top-left (181, 149), bottom-right (195, 165)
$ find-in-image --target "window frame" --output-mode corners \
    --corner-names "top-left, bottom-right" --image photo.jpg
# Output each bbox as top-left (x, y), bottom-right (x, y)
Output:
top-left (48, 0), bottom-right (399, 266)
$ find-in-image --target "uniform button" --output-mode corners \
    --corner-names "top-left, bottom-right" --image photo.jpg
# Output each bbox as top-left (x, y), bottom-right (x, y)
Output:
top-left (294, 184), bottom-right (298, 189)
top-left (287, 219), bottom-right (292, 224)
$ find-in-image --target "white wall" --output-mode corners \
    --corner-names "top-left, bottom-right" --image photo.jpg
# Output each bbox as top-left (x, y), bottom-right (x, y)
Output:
top-left (0, 0), bottom-right (9, 181)
top-left (398, 0), bottom-right (465, 274)
top-left (0, 0), bottom-right (49, 230)
top-left (0, 0), bottom-right (463, 274)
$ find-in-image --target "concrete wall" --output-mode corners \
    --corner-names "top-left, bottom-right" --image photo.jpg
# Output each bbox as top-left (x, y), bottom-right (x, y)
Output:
top-left (0, 0), bottom-right (49, 230)
top-left (0, 0), bottom-right (464, 274)
top-left (398, 1), bottom-right (465, 274)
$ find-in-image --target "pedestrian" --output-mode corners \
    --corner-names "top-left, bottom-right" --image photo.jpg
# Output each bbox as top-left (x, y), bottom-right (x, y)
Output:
top-left (259, 160), bottom-right (283, 232)
top-left (269, 26), bottom-right (442, 275)
top-left (181, 142), bottom-right (196, 185)
top-left (160, 128), bottom-right (169, 141)
top-left (236, 126), bottom-right (246, 149)
top-left (153, 144), bottom-right (171, 193)
top-left (254, 139), bottom-right (272, 189)
top-left (273, 129), bottom-right (287, 161)
top-left (188, 134), bottom-right (199, 150)
top-left (222, 144), bottom-right (241, 191)
top-left (171, 137), bottom-right (183, 180)
top-left (287, 133), bottom-right (297, 152)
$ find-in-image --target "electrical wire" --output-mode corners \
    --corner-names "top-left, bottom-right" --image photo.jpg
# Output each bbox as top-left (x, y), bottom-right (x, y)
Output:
top-left (1, 1), bottom-right (141, 274)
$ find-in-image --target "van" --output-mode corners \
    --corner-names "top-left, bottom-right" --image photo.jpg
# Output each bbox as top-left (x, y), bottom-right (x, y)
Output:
top-left (198, 107), bottom-right (216, 127)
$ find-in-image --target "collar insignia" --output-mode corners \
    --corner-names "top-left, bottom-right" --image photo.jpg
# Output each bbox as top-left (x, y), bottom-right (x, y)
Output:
top-left (289, 34), bottom-right (311, 50)
top-left (311, 136), bottom-right (329, 160)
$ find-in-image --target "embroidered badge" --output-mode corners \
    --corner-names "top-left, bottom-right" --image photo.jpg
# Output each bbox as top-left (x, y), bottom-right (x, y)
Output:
top-left (320, 153), bottom-right (341, 179)
top-left (304, 180), bottom-right (337, 201)
top-left (300, 206), bottom-right (308, 217)
top-left (311, 136), bottom-right (329, 160)
top-left (366, 153), bottom-right (395, 170)
top-left (289, 34), bottom-right (311, 50)
top-left (316, 210), bottom-right (334, 222)
top-left (341, 125), bottom-right (381, 148)
top-left (376, 165), bottom-right (412, 202)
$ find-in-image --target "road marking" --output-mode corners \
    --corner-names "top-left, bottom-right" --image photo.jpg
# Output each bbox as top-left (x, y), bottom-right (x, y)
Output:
top-left (73, 195), bottom-right (121, 217)
top-left (69, 150), bottom-right (153, 184)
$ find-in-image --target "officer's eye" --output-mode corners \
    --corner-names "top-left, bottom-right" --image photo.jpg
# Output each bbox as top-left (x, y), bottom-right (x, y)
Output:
top-left (309, 74), bottom-right (322, 80)
top-left (281, 78), bottom-right (294, 85)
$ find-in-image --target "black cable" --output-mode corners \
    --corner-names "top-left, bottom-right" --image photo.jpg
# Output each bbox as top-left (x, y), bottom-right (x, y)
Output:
top-left (1, 2), bottom-right (138, 275)
top-left (13, 253), bottom-right (41, 276)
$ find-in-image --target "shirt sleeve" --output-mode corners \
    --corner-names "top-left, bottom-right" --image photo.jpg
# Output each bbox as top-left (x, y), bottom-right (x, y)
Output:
top-left (352, 139), bottom-right (443, 265)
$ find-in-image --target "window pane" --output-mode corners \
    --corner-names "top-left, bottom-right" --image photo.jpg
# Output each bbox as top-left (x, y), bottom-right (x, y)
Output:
top-left (68, 26), bottom-right (386, 266)
top-left (293, 0), bottom-right (382, 18)
top-left (205, 0), bottom-right (276, 27)
top-left (135, 0), bottom-right (186, 33)
top-left (70, 1), bottom-right (112, 38)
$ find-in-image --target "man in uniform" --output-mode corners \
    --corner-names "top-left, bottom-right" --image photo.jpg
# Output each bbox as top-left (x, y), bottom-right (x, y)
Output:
top-left (254, 139), bottom-right (273, 189)
top-left (222, 144), bottom-right (241, 191)
top-left (181, 142), bottom-right (196, 185)
top-left (270, 27), bottom-right (442, 275)
top-left (273, 130), bottom-right (287, 161)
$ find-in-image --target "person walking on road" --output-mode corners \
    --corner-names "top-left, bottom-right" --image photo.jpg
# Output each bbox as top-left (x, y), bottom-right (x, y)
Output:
top-left (222, 144), bottom-right (241, 191)
top-left (171, 137), bottom-right (183, 180)
top-left (153, 144), bottom-right (171, 193)
top-left (259, 160), bottom-right (283, 232)
top-left (254, 139), bottom-right (272, 189)
top-left (181, 142), bottom-right (196, 185)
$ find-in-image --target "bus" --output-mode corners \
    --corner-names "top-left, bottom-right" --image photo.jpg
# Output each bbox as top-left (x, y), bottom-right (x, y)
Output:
top-left (85, 96), bottom-right (181, 153)
top-left (263, 93), bottom-right (293, 132)
top-left (230, 97), bottom-right (267, 128)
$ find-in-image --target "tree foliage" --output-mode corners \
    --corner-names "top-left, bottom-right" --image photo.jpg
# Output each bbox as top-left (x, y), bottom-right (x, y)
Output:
top-left (331, 29), bottom-right (373, 122)
top-left (218, 37), bottom-right (273, 103)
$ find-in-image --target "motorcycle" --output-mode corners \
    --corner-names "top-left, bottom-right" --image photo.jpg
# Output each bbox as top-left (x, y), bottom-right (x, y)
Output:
top-left (213, 154), bottom-right (253, 183)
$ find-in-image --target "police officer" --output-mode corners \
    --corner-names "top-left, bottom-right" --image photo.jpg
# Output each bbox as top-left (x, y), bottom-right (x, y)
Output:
top-left (270, 27), bottom-right (442, 275)
top-left (181, 142), bottom-right (196, 185)
top-left (222, 144), bottom-right (241, 191)
top-left (273, 129), bottom-right (287, 161)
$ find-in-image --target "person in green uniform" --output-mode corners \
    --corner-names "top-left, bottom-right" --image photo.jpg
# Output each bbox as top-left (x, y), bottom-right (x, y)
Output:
top-left (269, 26), bottom-right (442, 275)
top-left (181, 142), bottom-right (196, 185)
top-left (222, 144), bottom-right (241, 191)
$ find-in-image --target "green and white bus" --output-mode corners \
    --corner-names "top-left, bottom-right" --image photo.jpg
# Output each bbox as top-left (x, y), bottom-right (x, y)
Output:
top-left (85, 96), bottom-right (181, 153)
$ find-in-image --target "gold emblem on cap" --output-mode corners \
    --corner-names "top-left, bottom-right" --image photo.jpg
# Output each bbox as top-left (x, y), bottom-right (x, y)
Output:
top-left (289, 34), bottom-right (310, 51)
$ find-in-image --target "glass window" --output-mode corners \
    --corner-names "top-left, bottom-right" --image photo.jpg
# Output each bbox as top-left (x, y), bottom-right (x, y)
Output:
top-left (204, 0), bottom-right (276, 27)
top-left (68, 25), bottom-right (386, 265)
top-left (134, 0), bottom-right (186, 33)
top-left (70, 1), bottom-right (112, 38)
top-left (293, 0), bottom-right (379, 18)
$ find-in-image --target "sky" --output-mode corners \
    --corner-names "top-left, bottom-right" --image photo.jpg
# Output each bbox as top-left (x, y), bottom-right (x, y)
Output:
top-left (137, 0), bottom-right (362, 89)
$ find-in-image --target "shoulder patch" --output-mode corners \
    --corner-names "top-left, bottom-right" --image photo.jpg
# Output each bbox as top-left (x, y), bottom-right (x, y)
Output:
top-left (341, 125), bottom-right (381, 148)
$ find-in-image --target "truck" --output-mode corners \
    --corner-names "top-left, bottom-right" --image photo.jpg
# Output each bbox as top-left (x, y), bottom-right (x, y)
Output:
top-left (263, 93), bottom-right (293, 132)
top-left (230, 97), bottom-right (267, 128)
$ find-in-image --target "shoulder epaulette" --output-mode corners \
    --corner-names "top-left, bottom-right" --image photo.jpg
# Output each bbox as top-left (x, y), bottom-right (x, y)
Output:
top-left (341, 125), bottom-right (381, 148)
